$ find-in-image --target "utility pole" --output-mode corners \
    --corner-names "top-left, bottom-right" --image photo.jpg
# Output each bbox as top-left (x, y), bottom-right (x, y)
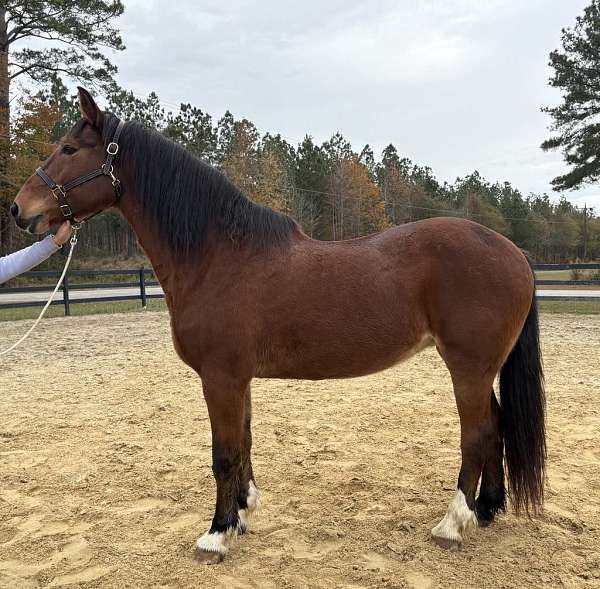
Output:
top-left (582, 203), bottom-right (588, 261)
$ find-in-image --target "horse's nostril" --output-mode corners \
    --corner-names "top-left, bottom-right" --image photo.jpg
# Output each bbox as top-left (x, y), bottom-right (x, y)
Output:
top-left (10, 203), bottom-right (19, 218)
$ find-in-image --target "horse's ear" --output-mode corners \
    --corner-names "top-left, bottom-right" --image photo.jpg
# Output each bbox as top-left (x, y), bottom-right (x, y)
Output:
top-left (77, 86), bottom-right (104, 130)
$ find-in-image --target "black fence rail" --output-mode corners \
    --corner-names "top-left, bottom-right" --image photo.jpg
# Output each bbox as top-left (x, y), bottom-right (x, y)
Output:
top-left (533, 262), bottom-right (600, 289)
top-left (533, 262), bottom-right (600, 270)
top-left (0, 262), bottom-right (599, 315)
top-left (536, 280), bottom-right (600, 286)
top-left (0, 267), bottom-right (162, 315)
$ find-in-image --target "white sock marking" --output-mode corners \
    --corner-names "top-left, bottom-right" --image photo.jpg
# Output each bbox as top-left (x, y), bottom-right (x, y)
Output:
top-left (238, 507), bottom-right (249, 531)
top-left (246, 480), bottom-right (261, 512)
top-left (237, 480), bottom-right (261, 533)
top-left (431, 490), bottom-right (477, 544)
top-left (195, 531), bottom-right (228, 555)
top-left (197, 481), bottom-right (262, 551)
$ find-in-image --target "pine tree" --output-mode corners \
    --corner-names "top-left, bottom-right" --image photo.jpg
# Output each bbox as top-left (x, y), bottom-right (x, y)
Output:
top-left (294, 136), bottom-right (330, 237)
top-left (0, 1), bottom-right (124, 253)
top-left (164, 104), bottom-right (217, 163)
top-left (542, 0), bottom-right (600, 190)
top-left (107, 89), bottom-right (165, 129)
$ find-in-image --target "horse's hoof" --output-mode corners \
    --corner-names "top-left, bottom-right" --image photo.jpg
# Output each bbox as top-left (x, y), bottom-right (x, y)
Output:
top-left (193, 548), bottom-right (224, 565)
top-left (431, 535), bottom-right (462, 551)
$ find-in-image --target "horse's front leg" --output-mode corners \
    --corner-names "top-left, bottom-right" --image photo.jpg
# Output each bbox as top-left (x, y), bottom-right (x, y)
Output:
top-left (237, 384), bottom-right (261, 534)
top-left (194, 374), bottom-right (250, 564)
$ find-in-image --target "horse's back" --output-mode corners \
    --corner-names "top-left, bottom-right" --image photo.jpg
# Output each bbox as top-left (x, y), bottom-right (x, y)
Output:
top-left (293, 216), bottom-right (532, 311)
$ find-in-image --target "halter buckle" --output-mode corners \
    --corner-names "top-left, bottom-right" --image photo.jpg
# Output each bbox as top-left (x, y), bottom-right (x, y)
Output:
top-left (59, 203), bottom-right (73, 217)
top-left (51, 185), bottom-right (66, 200)
top-left (107, 142), bottom-right (119, 155)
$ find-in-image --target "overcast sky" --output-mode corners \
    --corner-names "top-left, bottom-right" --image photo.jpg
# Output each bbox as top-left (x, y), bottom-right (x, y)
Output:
top-left (108, 1), bottom-right (597, 210)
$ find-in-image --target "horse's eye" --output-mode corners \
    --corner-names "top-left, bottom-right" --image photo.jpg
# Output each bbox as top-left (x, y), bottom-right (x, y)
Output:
top-left (61, 145), bottom-right (78, 155)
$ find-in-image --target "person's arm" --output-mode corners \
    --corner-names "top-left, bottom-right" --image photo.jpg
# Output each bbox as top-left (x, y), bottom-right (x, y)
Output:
top-left (0, 236), bottom-right (60, 284)
top-left (0, 222), bottom-right (72, 284)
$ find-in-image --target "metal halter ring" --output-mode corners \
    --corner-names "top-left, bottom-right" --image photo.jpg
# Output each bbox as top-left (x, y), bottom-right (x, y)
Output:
top-left (107, 142), bottom-right (119, 155)
top-left (101, 163), bottom-right (118, 185)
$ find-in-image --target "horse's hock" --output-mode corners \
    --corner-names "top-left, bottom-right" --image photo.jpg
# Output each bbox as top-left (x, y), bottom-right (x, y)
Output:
top-left (0, 311), bottom-right (599, 588)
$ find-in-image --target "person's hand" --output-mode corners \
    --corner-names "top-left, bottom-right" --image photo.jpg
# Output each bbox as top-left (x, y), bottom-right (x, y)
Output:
top-left (52, 221), bottom-right (72, 247)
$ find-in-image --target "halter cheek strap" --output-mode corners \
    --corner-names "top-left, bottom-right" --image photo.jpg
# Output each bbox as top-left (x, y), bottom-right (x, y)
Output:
top-left (35, 119), bottom-right (125, 226)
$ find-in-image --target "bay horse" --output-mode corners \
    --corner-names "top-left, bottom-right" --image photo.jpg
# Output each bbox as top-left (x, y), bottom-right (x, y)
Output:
top-left (12, 88), bottom-right (546, 564)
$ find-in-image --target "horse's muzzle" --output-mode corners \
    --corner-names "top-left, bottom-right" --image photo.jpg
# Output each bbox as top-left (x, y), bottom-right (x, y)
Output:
top-left (14, 212), bottom-right (44, 234)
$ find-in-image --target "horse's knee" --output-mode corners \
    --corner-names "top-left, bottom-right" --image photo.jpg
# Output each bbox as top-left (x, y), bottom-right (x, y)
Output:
top-left (212, 450), bottom-right (241, 481)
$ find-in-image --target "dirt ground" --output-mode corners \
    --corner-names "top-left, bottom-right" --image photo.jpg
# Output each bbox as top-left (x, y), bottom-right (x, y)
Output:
top-left (0, 312), bottom-right (598, 589)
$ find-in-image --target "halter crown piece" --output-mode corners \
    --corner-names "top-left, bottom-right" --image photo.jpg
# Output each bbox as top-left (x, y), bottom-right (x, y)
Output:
top-left (35, 119), bottom-right (126, 227)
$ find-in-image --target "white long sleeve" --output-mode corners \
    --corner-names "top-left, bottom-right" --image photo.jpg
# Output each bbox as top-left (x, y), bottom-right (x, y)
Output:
top-left (0, 236), bottom-right (60, 284)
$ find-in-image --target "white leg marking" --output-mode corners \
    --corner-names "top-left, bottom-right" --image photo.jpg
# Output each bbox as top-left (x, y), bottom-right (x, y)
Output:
top-left (195, 531), bottom-right (228, 555)
top-left (431, 490), bottom-right (477, 544)
top-left (246, 480), bottom-right (261, 513)
top-left (196, 525), bottom-right (239, 555)
top-left (238, 507), bottom-right (249, 531)
top-left (237, 480), bottom-right (262, 532)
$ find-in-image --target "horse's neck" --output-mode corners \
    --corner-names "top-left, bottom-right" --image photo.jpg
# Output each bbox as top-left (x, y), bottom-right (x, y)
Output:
top-left (116, 189), bottom-right (182, 293)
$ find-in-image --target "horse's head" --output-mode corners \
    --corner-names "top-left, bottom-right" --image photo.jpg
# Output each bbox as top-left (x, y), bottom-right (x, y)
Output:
top-left (12, 87), bottom-right (120, 234)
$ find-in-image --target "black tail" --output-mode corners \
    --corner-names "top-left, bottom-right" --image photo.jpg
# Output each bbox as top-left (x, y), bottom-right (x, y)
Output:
top-left (499, 289), bottom-right (546, 515)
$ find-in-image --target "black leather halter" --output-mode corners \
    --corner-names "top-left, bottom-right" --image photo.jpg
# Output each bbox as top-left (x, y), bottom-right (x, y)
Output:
top-left (35, 119), bottom-right (125, 226)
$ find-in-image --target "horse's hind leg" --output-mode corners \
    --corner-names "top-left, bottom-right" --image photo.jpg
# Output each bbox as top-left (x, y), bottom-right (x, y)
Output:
top-left (431, 372), bottom-right (496, 550)
top-left (476, 391), bottom-right (505, 526)
top-left (237, 384), bottom-right (261, 533)
top-left (194, 374), bottom-right (249, 564)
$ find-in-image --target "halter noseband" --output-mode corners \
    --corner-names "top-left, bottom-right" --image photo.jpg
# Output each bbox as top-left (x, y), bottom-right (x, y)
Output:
top-left (35, 119), bottom-right (125, 227)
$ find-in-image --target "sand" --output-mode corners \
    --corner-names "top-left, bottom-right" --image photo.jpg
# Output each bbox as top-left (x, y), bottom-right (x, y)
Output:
top-left (0, 312), bottom-right (598, 588)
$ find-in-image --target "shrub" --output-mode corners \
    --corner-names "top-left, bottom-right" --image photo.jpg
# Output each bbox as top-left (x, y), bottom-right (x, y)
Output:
top-left (570, 268), bottom-right (583, 280)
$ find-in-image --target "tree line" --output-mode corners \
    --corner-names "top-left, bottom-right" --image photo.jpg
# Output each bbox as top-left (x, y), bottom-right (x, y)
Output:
top-left (3, 79), bottom-right (598, 265)
top-left (1, 1), bottom-right (599, 267)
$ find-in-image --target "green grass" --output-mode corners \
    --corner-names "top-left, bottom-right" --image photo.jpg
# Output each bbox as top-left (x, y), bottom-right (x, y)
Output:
top-left (534, 269), bottom-right (600, 291)
top-left (534, 270), bottom-right (572, 280)
top-left (0, 299), bottom-right (167, 322)
top-left (538, 299), bottom-right (600, 314)
top-left (535, 269), bottom-right (600, 282)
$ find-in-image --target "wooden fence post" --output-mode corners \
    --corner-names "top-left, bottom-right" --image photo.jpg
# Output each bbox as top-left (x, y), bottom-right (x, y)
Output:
top-left (139, 266), bottom-right (147, 308)
top-left (62, 272), bottom-right (71, 316)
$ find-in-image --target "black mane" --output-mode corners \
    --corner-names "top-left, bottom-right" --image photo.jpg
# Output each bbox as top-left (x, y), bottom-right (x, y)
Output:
top-left (101, 113), bottom-right (297, 255)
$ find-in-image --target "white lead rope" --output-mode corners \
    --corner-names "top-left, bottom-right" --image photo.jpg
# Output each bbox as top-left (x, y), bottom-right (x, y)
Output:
top-left (0, 229), bottom-right (79, 357)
